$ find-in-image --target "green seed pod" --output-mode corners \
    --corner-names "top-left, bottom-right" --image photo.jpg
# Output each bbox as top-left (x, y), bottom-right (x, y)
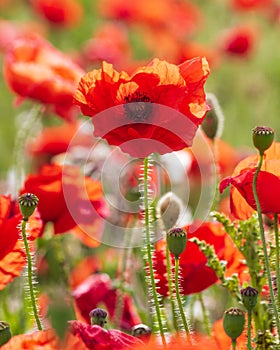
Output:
top-left (131, 324), bottom-right (152, 341)
top-left (18, 193), bottom-right (39, 221)
top-left (223, 307), bottom-right (245, 341)
top-left (240, 286), bottom-right (258, 312)
top-left (252, 126), bottom-right (274, 155)
top-left (0, 321), bottom-right (12, 346)
top-left (166, 227), bottom-right (187, 259)
top-left (89, 308), bottom-right (108, 327)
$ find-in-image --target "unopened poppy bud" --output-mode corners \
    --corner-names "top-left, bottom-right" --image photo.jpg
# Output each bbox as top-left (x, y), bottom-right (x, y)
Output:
top-left (89, 308), bottom-right (107, 327)
top-left (202, 109), bottom-right (218, 140)
top-left (156, 192), bottom-right (183, 231)
top-left (252, 126), bottom-right (274, 155)
top-left (166, 227), bottom-right (187, 259)
top-left (240, 286), bottom-right (258, 312)
top-left (223, 307), bottom-right (245, 341)
top-left (18, 193), bottom-right (39, 221)
top-left (0, 321), bottom-right (12, 346)
top-left (131, 324), bottom-right (152, 341)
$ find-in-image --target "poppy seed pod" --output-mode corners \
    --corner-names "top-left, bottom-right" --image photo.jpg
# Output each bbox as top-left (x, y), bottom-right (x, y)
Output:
top-left (166, 227), bottom-right (187, 259)
top-left (223, 307), bottom-right (245, 341)
top-left (0, 321), bottom-right (12, 346)
top-left (252, 126), bottom-right (274, 155)
top-left (18, 193), bottom-right (39, 221)
top-left (131, 324), bottom-right (152, 341)
top-left (89, 308), bottom-right (108, 327)
top-left (240, 286), bottom-right (258, 312)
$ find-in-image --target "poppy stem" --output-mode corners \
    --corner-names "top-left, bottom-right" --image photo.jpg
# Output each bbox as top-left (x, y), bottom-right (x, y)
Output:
top-left (232, 339), bottom-right (237, 350)
top-left (165, 244), bottom-right (179, 331)
top-left (274, 214), bottom-right (280, 306)
top-left (247, 311), bottom-right (253, 350)
top-left (142, 156), bottom-right (167, 346)
top-left (174, 257), bottom-right (192, 342)
top-left (252, 153), bottom-right (280, 340)
top-left (20, 219), bottom-right (42, 331)
top-left (197, 292), bottom-right (211, 336)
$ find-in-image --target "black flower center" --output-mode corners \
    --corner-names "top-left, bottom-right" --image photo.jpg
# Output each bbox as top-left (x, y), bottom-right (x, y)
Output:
top-left (124, 91), bottom-right (152, 121)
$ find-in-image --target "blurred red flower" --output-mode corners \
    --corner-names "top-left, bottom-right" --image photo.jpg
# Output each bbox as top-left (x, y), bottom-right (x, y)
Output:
top-left (153, 221), bottom-right (247, 295)
top-left (21, 163), bottom-right (108, 244)
top-left (231, 0), bottom-right (273, 11)
top-left (98, 0), bottom-right (201, 39)
top-left (3, 36), bottom-right (84, 121)
top-left (0, 329), bottom-right (57, 349)
top-left (0, 195), bottom-right (42, 290)
top-left (30, 0), bottom-right (83, 27)
top-left (218, 25), bottom-right (258, 57)
top-left (74, 57), bottom-right (210, 158)
top-left (220, 142), bottom-right (280, 219)
top-left (72, 272), bottom-right (141, 331)
top-left (67, 321), bottom-right (143, 350)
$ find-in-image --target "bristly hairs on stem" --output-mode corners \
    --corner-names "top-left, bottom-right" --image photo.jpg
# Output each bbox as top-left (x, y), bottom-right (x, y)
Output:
top-left (139, 156), bottom-right (167, 346)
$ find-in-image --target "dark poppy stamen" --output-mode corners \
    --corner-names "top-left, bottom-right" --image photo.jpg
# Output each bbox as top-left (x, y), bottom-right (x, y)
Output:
top-left (124, 91), bottom-right (152, 121)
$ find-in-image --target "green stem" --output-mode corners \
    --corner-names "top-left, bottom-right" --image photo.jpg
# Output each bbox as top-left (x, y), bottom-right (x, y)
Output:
top-left (143, 157), bottom-right (166, 346)
top-left (274, 214), bottom-right (280, 306)
top-left (232, 339), bottom-right (237, 350)
top-left (197, 293), bottom-right (211, 336)
top-left (165, 243), bottom-right (179, 331)
top-left (247, 311), bottom-right (253, 350)
top-left (211, 138), bottom-right (220, 212)
top-left (21, 219), bottom-right (42, 331)
top-left (252, 153), bottom-right (280, 338)
top-left (174, 257), bottom-right (191, 342)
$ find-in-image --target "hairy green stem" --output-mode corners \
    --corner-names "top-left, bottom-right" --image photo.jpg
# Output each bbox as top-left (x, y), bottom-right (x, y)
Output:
top-left (174, 257), bottom-right (191, 342)
top-left (274, 214), bottom-right (280, 307)
top-left (198, 293), bottom-right (211, 336)
top-left (247, 311), bottom-right (253, 350)
top-left (252, 153), bottom-right (280, 338)
top-left (21, 219), bottom-right (42, 330)
top-left (165, 244), bottom-right (179, 331)
top-left (143, 157), bottom-right (166, 346)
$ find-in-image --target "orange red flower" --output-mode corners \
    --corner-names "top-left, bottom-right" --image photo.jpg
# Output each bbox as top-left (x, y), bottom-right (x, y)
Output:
top-left (72, 272), bottom-right (141, 331)
top-left (220, 142), bottom-right (280, 219)
top-left (0, 329), bottom-right (58, 349)
top-left (74, 57), bottom-right (210, 157)
top-left (0, 195), bottom-right (42, 290)
top-left (153, 221), bottom-right (247, 295)
top-left (30, 0), bottom-right (83, 27)
top-left (21, 163), bottom-right (108, 242)
top-left (3, 36), bottom-right (84, 121)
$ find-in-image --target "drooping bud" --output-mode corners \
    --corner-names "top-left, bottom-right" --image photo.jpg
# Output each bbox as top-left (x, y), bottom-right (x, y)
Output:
top-left (131, 324), bottom-right (152, 341)
top-left (223, 307), bottom-right (245, 341)
top-left (0, 321), bottom-right (12, 346)
top-left (240, 286), bottom-right (258, 312)
top-left (156, 192), bottom-right (183, 231)
top-left (89, 308), bottom-right (108, 327)
top-left (252, 126), bottom-right (274, 155)
top-left (202, 93), bottom-right (224, 139)
top-left (18, 193), bottom-right (39, 221)
top-left (166, 227), bottom-right (187, 259)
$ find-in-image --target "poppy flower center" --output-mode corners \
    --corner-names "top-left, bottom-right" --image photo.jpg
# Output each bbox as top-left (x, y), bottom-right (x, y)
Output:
top-left (123, 91), bottom-right (152, 121)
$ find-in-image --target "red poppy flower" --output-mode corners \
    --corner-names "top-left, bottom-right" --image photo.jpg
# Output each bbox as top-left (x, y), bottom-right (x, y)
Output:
top-left (153, 221), bottom-right (247, 295)
top-left (72, 273), bottom-right (141, 331)
top-left (0, 329), bottom-right (58, 349)
top-left (30, 0), bottom-right (83, 27)
top-left (68, 320), bottom-right (143, 350)
top-left (131, 334), bottom-right (220, 349)
top-left (220, 142), bottom-right (280, 220)
top-left (231, 0), bottom-right (273, 11)
top-left (0, 195), bottom-right (42, 290)
top-left (21, 163), bottom-right (108, 243)
top-left (218, 25), bottom-right (258, 58)
top-left (3, 36), bottom-right (84, 121)
top-left (80, 23), bottom-right (132, 69)
top-left (74, 57), bottom-right (210, 158)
